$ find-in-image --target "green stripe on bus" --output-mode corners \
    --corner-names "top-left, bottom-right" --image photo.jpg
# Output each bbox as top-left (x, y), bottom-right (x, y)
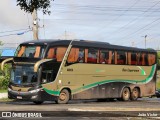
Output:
top-left (42, 64), bottom-right (156, 95)
top-left (42, 87), bottom-right (60, 96)
top-left (137, 66), bottom-right (146, 75)
top-left (72, 64), bottom-right (156, 94)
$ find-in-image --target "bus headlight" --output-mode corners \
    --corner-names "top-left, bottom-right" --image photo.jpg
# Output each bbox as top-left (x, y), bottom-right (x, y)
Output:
top-left (31, 95), bottom-right (38, 99)
top-left (29, 88), bottom-right (41, 93)
top-left (8, 88), bottom-right (12, 92)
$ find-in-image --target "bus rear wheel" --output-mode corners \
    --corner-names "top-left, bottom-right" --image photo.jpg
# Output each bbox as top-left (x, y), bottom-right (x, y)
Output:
top-left (55, 89), bottom-right (70, 104)
top-left (130, 87), bottom-right (139, 101)
top-left (121, 87), bottom-right (130, 101)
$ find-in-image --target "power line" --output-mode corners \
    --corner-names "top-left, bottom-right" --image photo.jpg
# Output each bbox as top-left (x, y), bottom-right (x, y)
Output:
top-left (107, 0), bottom-right (160, 42)
top-left (0, 28), bottom-right (30, 34)
top-left (119, 17), bottom-right (160, 44)
top-left (54, 3), bottom-right (160, 12)
top-left (0, 29), bottom-right (32, 38)
top-left (84, 0), bottom-right (141, 38)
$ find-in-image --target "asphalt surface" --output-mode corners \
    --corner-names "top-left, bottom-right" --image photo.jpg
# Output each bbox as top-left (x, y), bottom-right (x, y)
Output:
top-left (0, 93), bottom-right (7, 99)
top-left (0, 98), bottom-right (160, 119)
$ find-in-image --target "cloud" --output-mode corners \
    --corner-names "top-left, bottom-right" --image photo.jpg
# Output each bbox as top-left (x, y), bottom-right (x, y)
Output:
top-left (0, 0), bottom-right (33, 48)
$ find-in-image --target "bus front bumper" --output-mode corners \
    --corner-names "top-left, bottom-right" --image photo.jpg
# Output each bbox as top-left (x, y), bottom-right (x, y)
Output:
top-left (8, 88), bottom-right (57, 101)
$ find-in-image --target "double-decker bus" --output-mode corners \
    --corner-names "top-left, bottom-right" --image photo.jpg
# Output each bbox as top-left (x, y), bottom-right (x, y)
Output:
top-left (1, 40), bottom-right (157, 104)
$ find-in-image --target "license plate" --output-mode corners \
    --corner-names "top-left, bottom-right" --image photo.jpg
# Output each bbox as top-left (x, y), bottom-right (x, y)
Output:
top-left (17, 96), bottom-right (22, 99)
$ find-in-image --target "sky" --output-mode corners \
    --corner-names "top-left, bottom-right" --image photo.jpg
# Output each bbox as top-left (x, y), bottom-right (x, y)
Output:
top-left (0, 0), bottom-right (160, 50)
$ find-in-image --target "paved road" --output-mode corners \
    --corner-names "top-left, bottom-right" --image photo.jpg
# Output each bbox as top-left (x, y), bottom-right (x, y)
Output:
top-left (0, 93), bottom-right (7, 99)
top-left (0, 98), bottom-right (160, 119)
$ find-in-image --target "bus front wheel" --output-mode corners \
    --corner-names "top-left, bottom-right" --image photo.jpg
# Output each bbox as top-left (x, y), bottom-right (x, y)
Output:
top-left (121, 87), bottom-right (130, 101)
top-left (55, 89), bottom-right (70, 104)
top-left (130, 87), bottom-right (139, 101)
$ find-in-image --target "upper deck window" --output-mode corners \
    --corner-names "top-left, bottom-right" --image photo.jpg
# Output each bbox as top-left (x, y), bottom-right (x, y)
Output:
top-left (15, 45), bottom-right (45, 58)
top-left (100, 50), bottom-right (109, 64)
top-left (87, 49), bottom-right (98, 63)
top-left (115, 51), bottom-right (126, 65)
top-left (46, 47), bottom-right (67, 61)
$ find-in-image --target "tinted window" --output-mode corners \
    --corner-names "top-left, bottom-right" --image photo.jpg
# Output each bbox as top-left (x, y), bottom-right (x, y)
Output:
top-left (16, 45), bottom-right (45, 58)
top-left (100, 50), bottom-right (109, 64)
top-left (131, 53), bottom-right (137, 65)
top-left (87, 49), bottom-right (98, 63)
top-left (116, 51), bottom-right (126, 65)
top-left (77, 48), bottom-right (85, 63)
top-left (148, 54), bottom-right (156, 65)
top-left (46, 47), bottom-right (67, 61)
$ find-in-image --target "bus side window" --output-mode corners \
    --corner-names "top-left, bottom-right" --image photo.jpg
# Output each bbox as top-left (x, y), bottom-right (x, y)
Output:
top-left (17, 46), bottom-right (26, 57)
top-left (142, 53), bottom-right (147, 66)
top-left (152, 54), bottom-right (156, 65)
top-left (67, 48), bottom-right (79, 63)
top-left (108, 51), bottom-right (113, 64)
top-left (77, 48), bottom-right (85, 63)
top-left (115, 51), bottom-right (118, 64)
top-left (46, 48), bottom-right (56, 59)
top-left (137, 53), bottom-right (142, 65)
top-left (131, 53), bottom-right (137, 65)
top-left (34, 46), bottom-right (41, 58)
top-left (56, 47), bottom-right (67, 61)
top-left (116, 51), bottom-right (126, 65)
top-left (100, 50), bottom-right (109, 64)
top-left (87, 49), bottom-right (98, 63)
top-left (145, 54), bottom-right (148, 66)
top-left (148, 54), bottom-right (155, 65)
top-left (127, 52), bottom-right (131, 65)
top-left (125, 52), bottom-right (128, 64)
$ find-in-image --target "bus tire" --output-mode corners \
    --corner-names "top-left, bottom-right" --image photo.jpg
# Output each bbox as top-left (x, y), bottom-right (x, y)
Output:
top-left (121, 87), bottom-right (130, 101)
top-left (130, 87), bottom-right (139, 101)
top-left (56, 89), bottom-right (70, 104)
top-left (33, 101), bottom-right (43, 104)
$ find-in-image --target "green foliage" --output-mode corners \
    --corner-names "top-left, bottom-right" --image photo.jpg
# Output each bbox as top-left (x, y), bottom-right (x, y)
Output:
top-left (156, 77), bottom-right (160, 89)
top-left (0, 64), bottom-right (11, 90)
top-left (157, 82), bottom-right (160, 90)
top-left (0, 41), bottom-right (3, 46)
top-left (0, 89), bottom-right (7, 93)
top-left (158, 60), bottom-right (160, 70)
top-left (17, 0), bottom-right (54, 15)
top-left (157, 51), bottom-right (160, 70)
top-left (157, 51), bottom-right (160, 59)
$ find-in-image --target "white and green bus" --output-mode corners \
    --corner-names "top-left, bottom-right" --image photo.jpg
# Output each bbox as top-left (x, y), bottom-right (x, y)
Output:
top-left (1, 40), bottom-right (157, 104)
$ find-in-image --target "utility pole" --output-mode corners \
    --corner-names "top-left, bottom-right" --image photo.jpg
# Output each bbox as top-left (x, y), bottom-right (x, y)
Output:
top-left (65, 30), bottom-right (67, 40)
top-left (32, 9), bottom-right (39, 40)
top-left (144, 35), bottom-right (147, 49)
top-left (132, 41), bottom-right (135, 47)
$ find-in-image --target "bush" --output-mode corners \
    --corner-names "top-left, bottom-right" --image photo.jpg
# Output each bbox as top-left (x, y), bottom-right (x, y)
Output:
top-left (0, 64), bottom-right (11, 90)
top-left (157, 51), bottom-right (160, 70)
top-left (0, 77), bottom-right (9, 89)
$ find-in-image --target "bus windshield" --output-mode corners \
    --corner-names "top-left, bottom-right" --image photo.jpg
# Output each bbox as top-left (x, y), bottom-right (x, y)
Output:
top-left (11, 65), bottom-right (37, 86)
top-left (15, 45), bottom-right (46, 58)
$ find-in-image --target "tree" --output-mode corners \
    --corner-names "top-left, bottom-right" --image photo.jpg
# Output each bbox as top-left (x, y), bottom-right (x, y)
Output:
top-left (157, 51), bottom-right (160, 70)
top-left (0, 41), bottom-right (3, 46)
top-left (17, 0), bottom-right (54, 15)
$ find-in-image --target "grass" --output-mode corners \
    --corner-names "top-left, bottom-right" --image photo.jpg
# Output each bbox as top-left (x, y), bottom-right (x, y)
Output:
top-left (157, 70), bottom-right (160, 90)
top-left (157, 81), bottom-right (160, 90)
top-left (0, 98), bottom-right (13, 102)
top-left (0, 89), bottom-right (7, 93)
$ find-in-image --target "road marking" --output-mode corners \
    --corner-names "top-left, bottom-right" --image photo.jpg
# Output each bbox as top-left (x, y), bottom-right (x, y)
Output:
top-left (68, 107), bottom-right (160, 111)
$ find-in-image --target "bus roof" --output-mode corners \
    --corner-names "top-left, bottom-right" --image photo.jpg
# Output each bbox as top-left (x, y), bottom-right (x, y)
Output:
top-left (20, 39), bottom-right (156, 53)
